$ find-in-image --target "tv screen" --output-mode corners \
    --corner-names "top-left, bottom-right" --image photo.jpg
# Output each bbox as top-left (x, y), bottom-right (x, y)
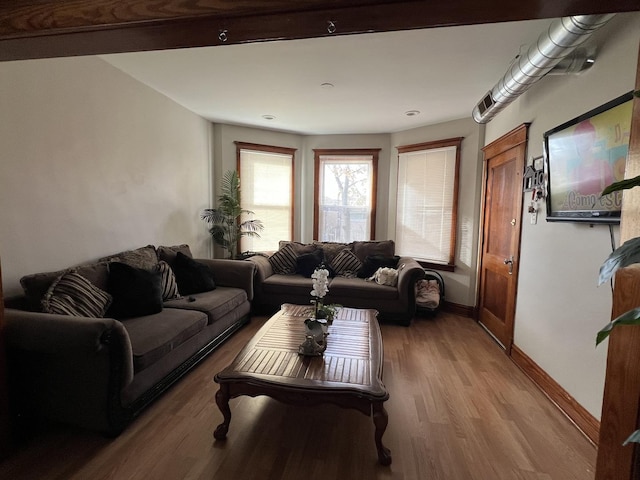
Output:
top-left (544, 91), bottom-right (633, 223)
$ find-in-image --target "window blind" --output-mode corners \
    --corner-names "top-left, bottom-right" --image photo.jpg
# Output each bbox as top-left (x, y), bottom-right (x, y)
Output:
top-left (239, 149), bottom-right (292, 252)
top-left (396, 146), bottom-right (457, 264)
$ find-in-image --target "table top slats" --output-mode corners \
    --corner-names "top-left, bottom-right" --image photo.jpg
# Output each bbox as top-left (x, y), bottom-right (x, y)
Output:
top-left (216, 305), bottom-right (387, 399)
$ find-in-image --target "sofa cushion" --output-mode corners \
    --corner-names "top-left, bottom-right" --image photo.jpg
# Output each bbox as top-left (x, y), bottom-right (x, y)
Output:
top-left (352, 240), bottom-right (395, 262)
top-left (20, 269), bottom-right (67, 310)
top-left (20, 262), bottom-right (110, 311)
top-left (312, 241), bottom-right (353, 264)
top-left (329, 276), bottom-right (398, 300)
top-left (171, 252), bottom-right (216, 295)
top-left (99, 244), bottom-right (159, 270)
top-left (268, 243), bottom-right (298, 274)
top-left (122, 308), bottom-right (208, 372)
top-left (157, 244), bottom-right (193, 269)
top-left (263, 274), bottom-right (318, 297)
top-left (330, 249), bottom-right (363, 277)
top-left (357, 254), bottom-right (401, 279)
top-left (107, 262), bottom-right (164, 319)
top-left (164, 287), bottom-right (248, 324)
top-left (157, 261), bottom-right (181, 300)
top-left (278, 241), bottom-right (318, 256)
top-left (41, 271), bottom-right (112, 318)
top-left (75, 262), bottom-right (111, 292)
top-left (296, 250), bottom-right (325, 278)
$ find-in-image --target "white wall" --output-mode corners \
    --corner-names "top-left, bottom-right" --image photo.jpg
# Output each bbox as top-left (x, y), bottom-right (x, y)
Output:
top-left (0, 56), bottom-right (213, 296)
top-left (390, 118), bottom-right (485, 306)
top-left (484, 12), bottom-right (640, 419)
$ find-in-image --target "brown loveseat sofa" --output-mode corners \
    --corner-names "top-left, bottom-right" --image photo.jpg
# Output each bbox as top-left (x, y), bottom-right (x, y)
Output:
top-left (247, 240), bottom-right (424, 326)
top-left (4, 244), bottom-right (255, 435)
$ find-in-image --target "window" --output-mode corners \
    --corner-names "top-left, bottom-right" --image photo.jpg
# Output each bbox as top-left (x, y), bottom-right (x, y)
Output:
top-left (396, 137), bottom-right (462, 269)
top-left (313, 149), bottom-right (379, 242)
top-left (237, 142), bottom-right (295, 252)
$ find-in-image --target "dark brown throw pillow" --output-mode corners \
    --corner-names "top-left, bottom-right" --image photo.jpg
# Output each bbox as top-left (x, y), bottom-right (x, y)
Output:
top-left (357, 255), bottom-right (401, 279)
top-left (156, 244), bottom-right (193, 269)
top-left (107, 262), bottom-right (164, 319)
top-left (296, 250), bottom-right (325, 278)
top-left (171, 252), bottom-right (216, 295)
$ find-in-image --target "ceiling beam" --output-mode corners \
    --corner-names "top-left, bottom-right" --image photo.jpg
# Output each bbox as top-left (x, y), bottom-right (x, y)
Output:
top-left (1, 0), bottom-right (639, 61)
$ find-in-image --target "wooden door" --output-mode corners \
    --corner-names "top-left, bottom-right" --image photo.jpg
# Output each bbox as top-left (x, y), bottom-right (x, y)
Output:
top-left (478, 125), bottom-right (528, 352)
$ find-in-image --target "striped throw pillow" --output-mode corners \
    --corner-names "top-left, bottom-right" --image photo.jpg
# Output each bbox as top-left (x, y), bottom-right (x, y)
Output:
top-left (330, 249), bottom-right (363, 276)
top-left (268, 243), bottom-right (298, 274)
top-left (42, 271), bottom-right (112, 318)
top-left (157, 260), bottom-right (181, 300)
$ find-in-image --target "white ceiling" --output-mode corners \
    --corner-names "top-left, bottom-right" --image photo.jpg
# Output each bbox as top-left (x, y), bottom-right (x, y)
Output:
top-left (100, 18), bottom-right (563, 135)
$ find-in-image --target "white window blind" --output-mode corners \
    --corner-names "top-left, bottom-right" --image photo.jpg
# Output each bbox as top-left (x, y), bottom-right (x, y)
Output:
top-left (317, 155), bottom-right (374, 242)
top-left (396, 145), bottom-right (458, 265)
top-left (239, 148), bottom-right (292, 252)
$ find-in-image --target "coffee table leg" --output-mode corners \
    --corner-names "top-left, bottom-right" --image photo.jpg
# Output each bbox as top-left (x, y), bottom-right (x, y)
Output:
top-left (214, 384), bottom-right (231, 440)
top-left (372, 402), bottom-right (392, 466)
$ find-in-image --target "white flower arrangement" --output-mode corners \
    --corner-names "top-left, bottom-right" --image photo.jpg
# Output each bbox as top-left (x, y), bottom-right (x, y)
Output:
top-left (310, 267), bottom-right (329, 299)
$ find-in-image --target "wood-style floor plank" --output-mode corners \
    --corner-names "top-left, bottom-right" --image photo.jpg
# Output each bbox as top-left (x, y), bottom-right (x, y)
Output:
top-left (0, 312), bottom-right (596, 480)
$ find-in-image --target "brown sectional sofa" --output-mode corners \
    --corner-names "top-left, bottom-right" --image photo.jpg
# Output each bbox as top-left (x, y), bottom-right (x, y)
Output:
top-left (247, 240), bottom-right (425, 326)
top-left (4, 244), bottom-right (255, 435)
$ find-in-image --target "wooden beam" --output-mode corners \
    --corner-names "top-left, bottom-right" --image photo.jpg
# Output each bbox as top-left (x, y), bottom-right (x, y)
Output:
top-left (0, 0), bottom-right (638, 61)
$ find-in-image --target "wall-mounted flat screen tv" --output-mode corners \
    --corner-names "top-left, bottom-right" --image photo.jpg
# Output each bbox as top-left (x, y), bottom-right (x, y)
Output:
top-left (544, 91), bottom-right (633, 223)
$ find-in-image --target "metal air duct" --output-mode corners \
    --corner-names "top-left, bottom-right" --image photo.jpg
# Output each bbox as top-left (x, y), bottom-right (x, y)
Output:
top-left (472, 14), bottom-right (616, 124)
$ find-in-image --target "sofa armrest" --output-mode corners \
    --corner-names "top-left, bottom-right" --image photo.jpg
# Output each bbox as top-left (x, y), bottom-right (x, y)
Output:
top-left (5, 309), bottom-right (134, 433)
top-left (245, 254), bottom-right (273, 283)
top-left (194, 258), bottom-right (257, 301)
top-left (397, 257), bottom-right (426, 306)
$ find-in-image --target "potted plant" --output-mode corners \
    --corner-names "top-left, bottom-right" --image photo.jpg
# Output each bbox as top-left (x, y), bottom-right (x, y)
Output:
top-left (201, 170), bottom-right (264, 259)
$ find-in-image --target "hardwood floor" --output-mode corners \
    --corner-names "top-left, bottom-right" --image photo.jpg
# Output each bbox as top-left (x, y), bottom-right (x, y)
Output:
top-left (0, 312), bottom-right (596, 480)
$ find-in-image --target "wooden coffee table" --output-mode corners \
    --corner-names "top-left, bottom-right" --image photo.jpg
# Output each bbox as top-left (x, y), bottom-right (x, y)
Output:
top-left (213, 304), bottom-right (392, 465)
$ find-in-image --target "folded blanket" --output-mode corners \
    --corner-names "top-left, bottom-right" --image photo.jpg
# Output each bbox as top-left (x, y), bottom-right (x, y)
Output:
top-left (416, 279), bottom-right (440, 309)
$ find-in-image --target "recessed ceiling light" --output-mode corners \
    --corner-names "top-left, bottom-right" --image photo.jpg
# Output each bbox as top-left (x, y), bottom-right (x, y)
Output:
top-left (320, 82), bottom-right (334, 89)
top-left (262, 114), bottom-right (276, 120)
top-left (405, 110), bottom-right (420, 117)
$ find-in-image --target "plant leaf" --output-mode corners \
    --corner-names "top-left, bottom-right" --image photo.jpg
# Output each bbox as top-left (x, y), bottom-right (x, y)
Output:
top-left (601, 174), bottom-right (640, 196)
top-left (598, 237), bottom-right (640, 285)
top-left (624, 429), bottom-right (640, 446)
top-left (596, 306), bottom-right (640, 346)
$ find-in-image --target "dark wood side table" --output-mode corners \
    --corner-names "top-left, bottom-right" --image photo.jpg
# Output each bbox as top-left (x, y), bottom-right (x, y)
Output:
top-left (213, 304), bottom-right (391, 465)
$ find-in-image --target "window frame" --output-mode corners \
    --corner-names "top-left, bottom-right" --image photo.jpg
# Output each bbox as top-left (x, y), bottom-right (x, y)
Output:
top-left (313, 148), bottom-right (379, 242)
top-left (396, 137), bottom-right (462, 272)
top-left (236, 141), bottom-right (296, 252)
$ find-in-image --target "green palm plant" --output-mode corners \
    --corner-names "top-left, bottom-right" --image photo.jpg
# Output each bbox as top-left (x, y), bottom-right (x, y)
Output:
top-left (201, 170), bottom-right (264, 259)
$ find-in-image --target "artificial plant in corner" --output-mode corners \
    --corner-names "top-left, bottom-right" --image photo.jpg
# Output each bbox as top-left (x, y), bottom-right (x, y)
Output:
top-left (201, 170), bottom-right (264, 259)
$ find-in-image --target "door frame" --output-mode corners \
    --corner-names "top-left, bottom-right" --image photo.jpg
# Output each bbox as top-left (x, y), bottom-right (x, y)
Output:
top-left (477, 123), bottom-right (529, 353)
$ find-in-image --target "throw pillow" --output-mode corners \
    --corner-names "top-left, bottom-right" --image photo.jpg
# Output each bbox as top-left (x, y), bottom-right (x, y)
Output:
top-left (352, 240), bottom-right (395, 262)
top-left (295, 250), bottom-right (325, 278)
top-left (157, 260), bottom-right (181, 300)
top-left (357, 254), bottom-right (401, 278)
top-left (157, 244), bottom-right (193, 268)
top-left (330, 249), bottom-right (363, 277)
top-left (100, 245), bottom-right (159, 270)
top-left (268, 243), bottom-right (298, 274)
top-left (42, 271), bottom-right (112, 318)
top-left (312, 241), bottom-right (352, 264)
top-left (107, 262), bottom-right (164, 319)
top-left (171, 252), bottom-right (216, 295)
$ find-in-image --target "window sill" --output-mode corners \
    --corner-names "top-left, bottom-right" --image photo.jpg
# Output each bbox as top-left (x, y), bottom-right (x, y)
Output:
top-left (417, 261), bottom-right (455, 272)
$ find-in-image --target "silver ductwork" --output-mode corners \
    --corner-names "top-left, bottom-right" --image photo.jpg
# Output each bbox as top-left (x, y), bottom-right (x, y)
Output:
top-left (472, 14), bottom-right (616, 124)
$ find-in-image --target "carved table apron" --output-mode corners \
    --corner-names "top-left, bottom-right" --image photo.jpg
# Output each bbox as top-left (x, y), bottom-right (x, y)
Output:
top-left (213, 304), bottom-right (391, 465)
